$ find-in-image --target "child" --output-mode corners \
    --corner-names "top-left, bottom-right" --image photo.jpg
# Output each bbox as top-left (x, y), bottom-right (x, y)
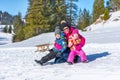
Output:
top-left (35, 26), bottom-right (67, 65)
top-left (67, 29), bottom-right (87, 64)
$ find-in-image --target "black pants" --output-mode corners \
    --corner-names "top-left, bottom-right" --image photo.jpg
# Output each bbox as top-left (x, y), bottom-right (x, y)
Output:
top-left (74, 55), bottom-right (79, 63)
top-left (40, 49), bottom-right (57, 64)
top-left (40, 48), bottom-right (79, 64)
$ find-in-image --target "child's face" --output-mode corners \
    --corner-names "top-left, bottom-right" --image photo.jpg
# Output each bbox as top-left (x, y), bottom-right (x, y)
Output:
top-left (55, 34), bottom-right (60, 39)
top-left (73, 34), bottom-right (79, 40)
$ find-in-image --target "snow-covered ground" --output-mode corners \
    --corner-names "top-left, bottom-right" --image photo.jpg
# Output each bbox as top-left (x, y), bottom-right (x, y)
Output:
top-left (0, 43), bottom-right (120, 80)
top-left (0, 32), bottom-right (12, 45)
top-left (0, 11), bottom-right (120, 80)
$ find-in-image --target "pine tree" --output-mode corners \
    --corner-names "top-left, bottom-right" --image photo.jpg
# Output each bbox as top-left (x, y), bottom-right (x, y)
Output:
top-left (93, 0), bottom-right (105, 22)
top-left (13, 13), bottom-right (24, 42)
top-left (48, 0), bottom-right (67, 30)
top-left (25, 0), bottom-right (67, 37)
top-left (103, 8), bottom-right (110, 21)
top-left (25, 0), bottom-right (50, 36)
top-left (13, 13), bottom-right (23, 34)
top-left (8, 25), bottom-right (12, 33)
top-left (0, 11), bottom-right (14, 25)
top-left (106, 1), bottom-right (111, 11)
top-left (78, 8), bottom-right (91, 31)
top-left (23, 23), bottom-right (35, 39)
top-left (66, 0), bottom-right (78, 25)
top-left (110, 0), bottom-right (120, 10)
top-left (3, 26), bottom-right (8, 33)
top-left (77, 8), bottom-right (83, 30)
top-left (17, 28), bottom-right (25, 41)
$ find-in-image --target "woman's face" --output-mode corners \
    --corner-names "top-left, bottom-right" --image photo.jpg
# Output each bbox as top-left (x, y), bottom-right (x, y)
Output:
top-left (63, 27), bottom-right (69, 34)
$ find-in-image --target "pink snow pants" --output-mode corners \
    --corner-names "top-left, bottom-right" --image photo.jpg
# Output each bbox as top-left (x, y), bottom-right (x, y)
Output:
top-left (67, 49), bottom-right (87, 62)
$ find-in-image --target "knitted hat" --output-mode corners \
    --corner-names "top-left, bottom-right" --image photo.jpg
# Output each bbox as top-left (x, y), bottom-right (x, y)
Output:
top-left (60, 23), bottom-right (69, 31)
top-left (60, 20), bottom-right (67, 24)
top-left (55, 26), bottom-right (61, 35)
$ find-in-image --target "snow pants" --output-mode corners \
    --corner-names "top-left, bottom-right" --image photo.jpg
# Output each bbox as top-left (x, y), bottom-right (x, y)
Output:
top-left (67, 49), bottom-right (87, 63)
top-left (40, 49), bottom-right (57, 64)
top-left (54, 51), bottom-right (69, 63)
top-left (40, 49), bottom-right (68, 64)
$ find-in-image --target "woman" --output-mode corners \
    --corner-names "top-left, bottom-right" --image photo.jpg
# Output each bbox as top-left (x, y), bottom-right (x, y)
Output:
top-left (60, 21), bottom-right (86, 63)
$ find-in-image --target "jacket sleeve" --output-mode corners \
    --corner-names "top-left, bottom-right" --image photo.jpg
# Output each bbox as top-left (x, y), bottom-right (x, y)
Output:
top-left (72, 28), bottom-right (85, 47)
top-left (79, 35), bottom-right (85, 47)
top-left (75, 35), bottom-right (85, 50)
top-left (53, 42), bottom-right (60, 53)
top-left (60, 39), bottom-right (67, 53)
top-left (53, 48), bottom-right (60, 53)
top-left (72, 28), bottom-right (79, 34)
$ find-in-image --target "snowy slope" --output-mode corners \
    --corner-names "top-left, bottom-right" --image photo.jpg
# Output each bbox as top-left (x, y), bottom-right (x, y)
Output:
top-left (0, 11), bottom-right (120, 80)
top-left (0, 32), bottom-right (13, 45)
top-left (86, 11), bottom-right (120, 31)
top-left (84, 11), bottom-right (120, 43)
top-left (0, 43), bottom-right (120, 80)
top-left (0, 32), bottom-right (55, 48)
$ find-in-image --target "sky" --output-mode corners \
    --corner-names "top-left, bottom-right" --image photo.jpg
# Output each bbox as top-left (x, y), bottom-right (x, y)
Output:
top-left (0, 0), bottom-right (28, 18)
top-left (0, 0), bottom-right (108, 18)
top-left (76, 0), bottom-right (94, 13)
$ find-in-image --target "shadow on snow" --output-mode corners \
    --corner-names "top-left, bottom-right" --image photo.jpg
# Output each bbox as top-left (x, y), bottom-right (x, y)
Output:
top-left (87, 52), bottom-right (110, 63)
top-left (35, 52), bottom-right (110, 65)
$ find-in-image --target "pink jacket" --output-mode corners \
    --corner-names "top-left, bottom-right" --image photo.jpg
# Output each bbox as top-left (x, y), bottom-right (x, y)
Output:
top-left (64, 27), bottom-right (85, 50)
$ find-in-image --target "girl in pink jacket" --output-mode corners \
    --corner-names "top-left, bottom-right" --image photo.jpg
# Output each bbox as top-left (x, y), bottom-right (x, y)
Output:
top-left (60, 22), bottom-right (87, 64)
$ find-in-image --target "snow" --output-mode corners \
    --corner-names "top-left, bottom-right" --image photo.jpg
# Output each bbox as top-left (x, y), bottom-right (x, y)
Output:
top-left (0, 43), bottom-right (120, 80)
top-left (0, 11), bottom-right (120, 80)
top-left (0, 32), bottom-right (13, 45)
top-left (86, 11), bottom-right (120, 31)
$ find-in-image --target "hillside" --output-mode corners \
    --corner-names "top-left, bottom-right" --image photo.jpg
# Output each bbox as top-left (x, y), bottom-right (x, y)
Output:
top-left (0, 11), bottom-right (120, 80)
top-left (0, 11), bottom-right (14, 25)
top-left (86, 11), bottom-right (120, 31)
top-left (0, 32), bottom-right (12, 45)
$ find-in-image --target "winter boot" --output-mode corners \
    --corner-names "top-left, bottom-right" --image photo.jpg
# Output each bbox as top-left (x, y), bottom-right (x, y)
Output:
top-left (67, 62), bottom-right (73, 65)
top-left (81, 60), bottom-right (88, 63)
top-left (35, 60), bottom-right (43, 65)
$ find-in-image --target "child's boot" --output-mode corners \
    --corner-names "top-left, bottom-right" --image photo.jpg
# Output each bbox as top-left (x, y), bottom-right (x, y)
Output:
top-left (35, 60), bottom-right (43, 65)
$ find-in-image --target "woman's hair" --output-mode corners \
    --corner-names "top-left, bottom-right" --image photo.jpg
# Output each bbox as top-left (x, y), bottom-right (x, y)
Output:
top-left (60, 23), bottom-right (69, 31)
